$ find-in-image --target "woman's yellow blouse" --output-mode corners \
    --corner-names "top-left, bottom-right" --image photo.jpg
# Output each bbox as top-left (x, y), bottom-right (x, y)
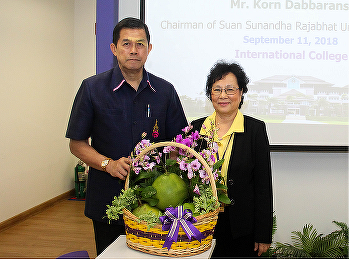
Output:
top-left (200, 110), bottom-right (244, 184)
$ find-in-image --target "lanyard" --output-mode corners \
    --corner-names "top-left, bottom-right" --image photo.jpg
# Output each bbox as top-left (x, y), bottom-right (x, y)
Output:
top-left (216, 133), bottom-right (234, 170)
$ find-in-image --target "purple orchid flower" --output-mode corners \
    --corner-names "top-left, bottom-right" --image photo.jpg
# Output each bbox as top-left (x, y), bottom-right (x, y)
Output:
top-left (179, 159), bottom-right (188, 171)
top-left (190, 159), bottom-right (201, 171)
top-left (182, 125), bottom-right (193, 133)
top-left (134, 167), bottom-right (141, 174)
top-left (193, 184), bottom-right (200, 195)
top-left (187, 168), bottom-right (194, 179)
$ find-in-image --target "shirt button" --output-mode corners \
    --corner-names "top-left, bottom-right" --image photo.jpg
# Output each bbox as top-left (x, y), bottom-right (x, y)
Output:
top-left (230, 199), bottom-right (235, 205)
top-left (227, 179), bottom-right (234, 186)
top-left (133, 121), bottom-right (137, 125)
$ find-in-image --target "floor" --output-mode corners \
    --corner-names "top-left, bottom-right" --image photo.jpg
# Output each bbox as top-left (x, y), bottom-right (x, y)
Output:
top-left (0, 199), bottom-right (97, 259)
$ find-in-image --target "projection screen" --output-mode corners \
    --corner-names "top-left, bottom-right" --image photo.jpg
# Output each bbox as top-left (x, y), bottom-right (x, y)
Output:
top-left (143, 0), bottom-right (349, 148)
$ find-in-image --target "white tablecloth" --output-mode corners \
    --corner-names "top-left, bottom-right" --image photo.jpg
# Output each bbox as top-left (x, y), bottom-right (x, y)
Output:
top-left (96, 235), bottom-right (215, 259)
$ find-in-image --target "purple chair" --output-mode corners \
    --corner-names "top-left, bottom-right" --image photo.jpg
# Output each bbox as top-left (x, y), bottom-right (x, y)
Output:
top-left (57, 250), bottom-right (89, 259)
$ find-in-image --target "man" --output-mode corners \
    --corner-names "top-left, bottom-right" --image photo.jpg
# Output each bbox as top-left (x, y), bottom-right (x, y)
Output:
top-left (66, 17), bottom-right (187, 255)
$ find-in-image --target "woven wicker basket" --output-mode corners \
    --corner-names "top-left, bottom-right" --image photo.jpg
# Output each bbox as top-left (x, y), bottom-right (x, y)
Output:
top-left (123, 141), bottom-right (219, 257)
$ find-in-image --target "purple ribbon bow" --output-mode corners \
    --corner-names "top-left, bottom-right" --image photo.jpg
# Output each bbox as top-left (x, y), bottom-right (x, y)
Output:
top-left (159, 205), bottom-right (205, 250)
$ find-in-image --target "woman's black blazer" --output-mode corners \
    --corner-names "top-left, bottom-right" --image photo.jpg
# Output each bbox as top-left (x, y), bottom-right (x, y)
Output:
top-left (191, 115), bottom-right (273, 243)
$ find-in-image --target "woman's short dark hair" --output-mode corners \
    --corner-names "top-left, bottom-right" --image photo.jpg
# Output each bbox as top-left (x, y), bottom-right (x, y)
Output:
top-left (112, 17), bottom-right (150, 45)
top-left (205, 60), bottom-right (249, 109)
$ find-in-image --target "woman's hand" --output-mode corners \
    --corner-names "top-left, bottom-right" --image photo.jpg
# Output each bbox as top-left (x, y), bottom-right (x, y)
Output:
top-left (254, 242), bottom-right (271, 256)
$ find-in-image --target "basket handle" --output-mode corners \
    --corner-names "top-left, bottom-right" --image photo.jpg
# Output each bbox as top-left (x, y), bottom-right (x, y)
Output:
top-left (126, 141), bottom-right (217, 199)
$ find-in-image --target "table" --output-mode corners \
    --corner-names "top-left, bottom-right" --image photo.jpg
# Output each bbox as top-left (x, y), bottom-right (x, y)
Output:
top-left (96, 235), bottom-right (215, 259)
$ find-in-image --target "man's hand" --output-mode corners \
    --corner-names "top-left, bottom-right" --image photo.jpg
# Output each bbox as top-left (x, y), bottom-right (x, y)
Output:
top-left (254, 242), bottom-right (271, 256)
top-left (169, 149), bottom-right (179, 160)
top-left (106, 157), bottom-right (131, 180)
top-left (69, 139), bottom-right (131, 180)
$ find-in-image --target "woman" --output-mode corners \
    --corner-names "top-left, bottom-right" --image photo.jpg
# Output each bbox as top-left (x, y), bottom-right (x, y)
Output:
top-left (191, 61), bottom-right (273, 258)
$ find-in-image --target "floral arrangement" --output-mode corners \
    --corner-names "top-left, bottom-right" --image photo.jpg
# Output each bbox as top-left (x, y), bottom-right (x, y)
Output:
top-left (106, 124), bottom-right (230, 227)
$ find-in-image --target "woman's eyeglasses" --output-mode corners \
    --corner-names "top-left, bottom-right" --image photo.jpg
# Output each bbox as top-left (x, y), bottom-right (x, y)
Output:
top-left (211, 86), bottom-right (240, 96)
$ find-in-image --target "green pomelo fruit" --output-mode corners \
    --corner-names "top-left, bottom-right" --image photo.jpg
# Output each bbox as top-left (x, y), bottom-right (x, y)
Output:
top-left (152, 173), bottom-right (188, 211)
top-left (132, 203), bottom-right (162, 218)
top-left (183, 202), bottom-right (195, 213)
top-left (183, 202), bottom-right (199, 216)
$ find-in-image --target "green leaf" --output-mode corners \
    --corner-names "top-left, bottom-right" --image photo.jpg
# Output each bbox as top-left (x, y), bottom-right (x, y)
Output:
top-left (133, 172), bottom-right (148, 182)
top-left (213, 159), bottom-right (224, 171)
top-left (218, 191), bottom-right (231, 204)
top-left (133, 170), bottom-right (156, 182)
top-left (130, 201), bottom-right (139, 210)
top-left (166, 158), bottom-right (177, 166)
top-left (275, 221), bottom-right (349, 258)
top-left (143, 198), bottom-right (158, 207)
top-left (216, 182), bottom-right (227, 190)
top-left (193, 187), bottom-right (219, 215)
top-left (140, 186), bottom-right (157, 199)
top-left (133, 186), bottom-right (142, 196)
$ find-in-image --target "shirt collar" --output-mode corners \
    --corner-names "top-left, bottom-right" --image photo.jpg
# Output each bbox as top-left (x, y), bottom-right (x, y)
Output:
top-left (200, 110), bottom-right (244, 137)
top-left (112, 66), bottom-right (156, 92)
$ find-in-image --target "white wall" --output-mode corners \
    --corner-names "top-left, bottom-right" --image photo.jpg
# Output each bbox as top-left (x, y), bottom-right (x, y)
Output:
top-left (118, 0), bottom-right (140, 21)
top-left (0, 0), bottom-right (96, 223)
top-left (74, 0), bottom-right (96, 92)
top-left (272, 152), bottom-right (348, 243)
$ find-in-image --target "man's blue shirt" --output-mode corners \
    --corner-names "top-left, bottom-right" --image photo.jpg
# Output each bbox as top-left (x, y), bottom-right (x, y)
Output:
top-left (66, 66), bottom-right (187, 223)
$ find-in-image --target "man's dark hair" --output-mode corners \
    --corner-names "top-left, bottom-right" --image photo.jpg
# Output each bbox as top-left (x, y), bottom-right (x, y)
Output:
top-left (112, 17), bottom-right (150, 45)
top-left (205, 60), bottom-right (249, 109)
